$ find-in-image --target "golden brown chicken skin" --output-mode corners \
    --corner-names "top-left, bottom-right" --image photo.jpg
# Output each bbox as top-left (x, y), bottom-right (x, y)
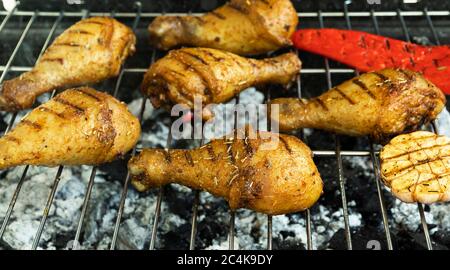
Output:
top-left (0, 17), bottom-right (136, 112)
top-left (128, 129), bottom-right (323, 215)
top-left (270, 69), bottom-right (445, 144)
top-left (148, 0), bottom-right (298, 55)
top-left (142, 47), bottom-right (301, 117)
top-left (0, 87), bottom-right (140, 169)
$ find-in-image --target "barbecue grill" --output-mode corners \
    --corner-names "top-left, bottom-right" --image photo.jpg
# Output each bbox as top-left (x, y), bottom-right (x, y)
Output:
top-left (0, 0), bottom-right (450, 250)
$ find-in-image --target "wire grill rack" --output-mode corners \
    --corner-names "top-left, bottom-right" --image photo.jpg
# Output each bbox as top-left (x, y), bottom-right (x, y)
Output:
top-left (0, 1), bottom-right (448, 250)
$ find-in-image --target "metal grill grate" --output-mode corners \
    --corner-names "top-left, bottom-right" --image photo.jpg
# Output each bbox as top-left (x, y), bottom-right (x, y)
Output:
top-left (0, 1), bottom-right (448, 250)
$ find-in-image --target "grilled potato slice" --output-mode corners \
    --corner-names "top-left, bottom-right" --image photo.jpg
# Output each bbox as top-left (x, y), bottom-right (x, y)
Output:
top-left (380, 131), bottom-right (450, 204)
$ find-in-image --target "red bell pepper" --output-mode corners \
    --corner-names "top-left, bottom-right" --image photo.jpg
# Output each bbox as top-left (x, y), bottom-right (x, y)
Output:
top-left (292, 28), bottom-right (450, 94)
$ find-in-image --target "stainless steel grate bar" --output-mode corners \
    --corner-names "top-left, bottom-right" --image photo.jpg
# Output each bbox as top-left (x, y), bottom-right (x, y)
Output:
top-left (264, 85), bottom-right (273, 250)
top-left (424, 8), bottom-right (441, 46)
top-left (368, 9), bottom-right (395, 250)
top-left (305, 209), bottom-right (312, 249)
top-left (228, 94), bottom-right (240, 251)
top-left (31, 166), bottom-right (64, 249)
top-left (267, 215), bottom-right (273, 250)
top-left (0, 9), bottom-right (66, 248)
top-left (31, 10), bottom-right (91, 250)
top-left (0, 11), bottom-right (37, 84)
top-left (187, 6), bottom-right (202, 248)
top-left (73, 166), bottom-right (97, 249)
top-left (149, 186), bottom-right (164, 250)
top-left (148, 126), bottom-right (172, 250)
top-left (0, 2), bottom-right (446, 250)
top-left (0, 165), bottom-right (28, 239)
top-left (109, 2), bottom-right (144, 250)
top-left (110, 97), bottom-right (147, 250)
top-left (189, 190), bottom-right (200, 250)
top-left (0, 11), bottom-right (64, 241)
top-left (228, 211), bottom-right (235, 250)
top-left (421, 7), bottom-right (444, 251)
top-left (344, 3), bottom-right (394, 250)
top-left (369, 142), bottom-right (393, 249)
top-left (0, 4), bottom-right (17, 33)
top-left (0, 10), bottom-right (449, 18)
top-left (0, 66), bottom-right (360, 74)
top-left (319, 10), bottom-right (352, 250)
top-left (396, 10), bottom-right (433, 250)
top-left (294, 47), bottom-right (314, 250)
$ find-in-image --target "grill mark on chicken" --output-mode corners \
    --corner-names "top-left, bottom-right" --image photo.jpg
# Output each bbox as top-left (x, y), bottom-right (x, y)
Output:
top-left (163, 149), bottom-right (172, 163)
top-left (334, 87), bottom-right (355, 104)
top-left (198, 48), bottom-right (225, 62)
top-left (169, 70), bottom-right (186, 78)
top-left (67, 29), bottom-right (94, 35)
top-left (158, 73), bottom-right (192, 103)
top-left (52, 42), bottom-right (82, 48)
top-left (21, 119), bottom-right (42, 130)
top-left (244, 136), bottom-right (254, 157)
top-left (373, 72), bottom-right (389, 82)
top-left (279, 136), bottom-right (293, 154)
top-left (53, 97), bottom-right (85, 113)
top-left (184, 151), bottom-right (194, 166)
top-left (39, 107), bottom-right (66, 119)
top-left (226, 139), bottom-right (237, 167)
top-left (178, 50), bottom-right (208, 65)
top-left (210, 11), bottom-right (226, 19)
top-left (40, 58), bottom-right (64, 65)
top-left (260, 0), bottom-right (270, 5)
top-left (227, 2), bottom-right (249, 14)
top-left (192, 16), bottom-right (205, 24)
top-left (383, 143), bottom-right (450, 160)
top-left (75, 88), bottom-right (101, 101)
top-left (384, 154), bottom-right (450, 178)
top-left (398, 69), bottom-right (414, 81)
top-left (228, 55), bottom-right (245, 69)
top-left (78, 20), bottom-right (105, 26)
top-left (352, 78), bottom-right (375, 99)
top-left (171, 52), bottom-right (210, 97)
top-left (313, 97), bottom-right (328, 111)
top-left (52, 42), bottom-right (82, 47)
top-left (206, 144), bottom-right (217, 161)
top-left (4, 135), bottom-right (20, 144)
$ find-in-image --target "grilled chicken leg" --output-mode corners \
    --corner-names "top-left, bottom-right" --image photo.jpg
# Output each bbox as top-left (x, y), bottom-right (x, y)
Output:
top-left (0, 17), bottom-right (136, 112)
top-left (0, 87), bottom-right (140, 169)
top-left (128, 130), bottom-right (323, 215)
top-left (148, 0), bottom-right (298, 55)
top-left (380, 131), bottom-right (450, 204)
top-left (142, 47), bottom-right (301, 118)
top-left (270, 69), bottom-right (446, 144)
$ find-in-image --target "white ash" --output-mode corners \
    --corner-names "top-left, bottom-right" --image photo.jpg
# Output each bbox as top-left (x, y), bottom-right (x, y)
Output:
top-left (204, 87), bottom-right (266, 139)
top-left (437, 108), bottom-right (450, 137)
top-left (127, 98), bottom-right (155, 122)
top-left (343, 156), bottom-right (374, 179)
